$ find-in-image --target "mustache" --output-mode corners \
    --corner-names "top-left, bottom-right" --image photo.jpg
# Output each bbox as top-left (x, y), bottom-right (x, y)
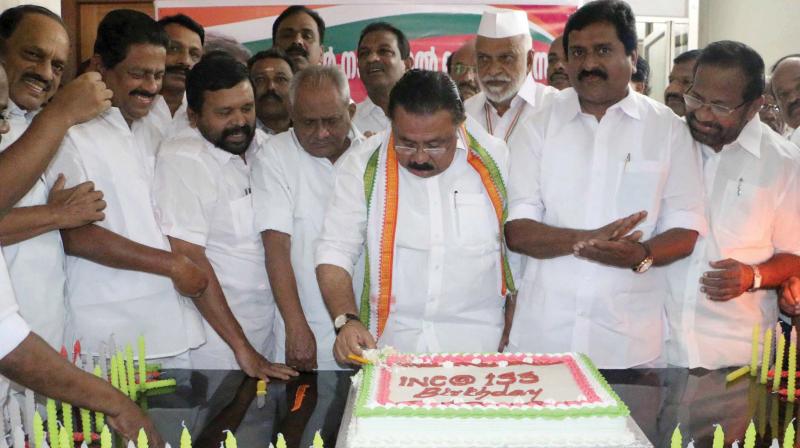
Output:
top-left (687, 112), bottom-right (722, 132)
top-left (23, 73), bottom-right (53, 91)
top-left (129, 89), bottom-right (156, 98)
top-left (222, 125), bottom-right (253, 140)
top-left (286, 43), bottom-right (308, 58)
top-left (664, 93), bottom-right (684, 103)
top-left (407, 162), bottom-right (434, 171)
top-left (577, 69), bottom-right (608, 81)
top-left (548, 69), bottom-right (568, 81)
top-left (482, 75), bottom-right (512, 84)
top-left (457, 80), bottom-right (479, 92)
top-left (166, 64), bottom-right (190, 76)
top-left (259, 90), bottom-right (284, 103)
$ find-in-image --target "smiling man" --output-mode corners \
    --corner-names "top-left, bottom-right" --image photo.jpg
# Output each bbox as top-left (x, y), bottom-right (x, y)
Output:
top-left (46, 9), bottom-right (208, 368)
top-left (315, 69), bottom-right (515, 364)
top-left (353, 22), bottom-right (413, 135)
top-left (271, 5), bottom-right (325, 72)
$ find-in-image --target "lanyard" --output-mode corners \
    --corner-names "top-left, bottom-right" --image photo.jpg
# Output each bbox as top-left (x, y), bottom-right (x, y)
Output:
top-left (484, 101), bottom-right (525, 143)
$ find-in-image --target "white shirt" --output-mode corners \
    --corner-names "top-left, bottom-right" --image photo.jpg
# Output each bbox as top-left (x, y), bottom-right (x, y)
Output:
top-left (315, 117), bottom-right (510, 353)
top-left (352, 97), bottom-right (390, 135)
top-left (146, 94), bottom-right (190, 143)
top-left (506, 88), bottom-right (708, 369)
top-left (252, 127), bottom-right (367, 370)
top-left (791, 127), bottom-right (800, 147)
top-left (0, 252), bottom-right (29, 360)
top-left (0, 101), bottom-right (67, 349)
top-left (666, 116), bottom-right (800, 369)
top-left (45, 107), bottom-right (204, 358)
top-left (464, 74), bottom-right (557, 144)
top-left (153, 128), bottom-right (274, 369)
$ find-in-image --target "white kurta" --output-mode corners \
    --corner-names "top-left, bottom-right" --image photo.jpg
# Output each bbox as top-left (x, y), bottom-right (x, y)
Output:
top-left (153, 128), bottom-right (275, 369)
top-left (146, 94), bottom-right (190, 144)
top-left (315, 117), bottom-right (509, 353)
top-left (791, 127), bottom-right (800, 147)
top-left (0, 101), bottom-right (66, 349)
top-left (0, 253), bottom-right (29, 360)
top-left (45, 108), bottom-right (205, 359)
top-left (251, 127), bottom-right (368, 370)
top-left (506, 88), bottom-right (708, 368)
top-left (666, 117), bottom-right (800, 369)
top-left (352, 97), bottom-right (390, 135)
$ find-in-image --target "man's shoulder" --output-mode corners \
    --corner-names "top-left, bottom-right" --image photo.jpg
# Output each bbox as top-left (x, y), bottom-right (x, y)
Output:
top-left (761, 122), bottom-right (800, 164)
top-left (464, 92), bottom-right (487, 117)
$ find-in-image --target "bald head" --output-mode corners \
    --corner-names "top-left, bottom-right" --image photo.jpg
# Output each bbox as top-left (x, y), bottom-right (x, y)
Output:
top-left (771, 56), bottom-right (800, 128)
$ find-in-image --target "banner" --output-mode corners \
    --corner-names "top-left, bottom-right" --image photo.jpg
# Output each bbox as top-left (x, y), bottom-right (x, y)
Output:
top-left (156, 3), bottom-right (577, 102)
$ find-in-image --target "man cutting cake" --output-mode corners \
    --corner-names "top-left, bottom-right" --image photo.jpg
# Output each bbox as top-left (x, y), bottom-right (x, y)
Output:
top-left (315, 70), bottom-right (514, 364)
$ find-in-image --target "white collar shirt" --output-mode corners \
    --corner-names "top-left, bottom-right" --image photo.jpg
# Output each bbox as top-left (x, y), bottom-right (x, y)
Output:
top-left (665, 116), bottom-right (800, 369)
top-left (315, 117), bottom-right (510, 353)
top-left (791, 127), bottom-right (800, 147)
top-left (251, 127), bottom-right (366, 370)
top-left (0, 100), bottom-right (66, 349)
top-left (147, 94), bottom-right (190, 144)
top-left (506, 89), bottom-right (708, 368)
top-left (0, 252), bottom-right (29, 360)
top-left (153, 128), bottom-right (274, 368)
top-left (352, 96), bottom-right (390, 135)
top-left (45, 107), bottom-right (204, 358)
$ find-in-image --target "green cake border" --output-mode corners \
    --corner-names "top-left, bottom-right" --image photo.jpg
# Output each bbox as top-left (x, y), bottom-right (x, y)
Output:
top-left (354, 353), bottom-right (630, 420)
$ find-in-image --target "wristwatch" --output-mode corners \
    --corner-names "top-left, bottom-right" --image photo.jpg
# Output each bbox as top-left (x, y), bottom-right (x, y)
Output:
top-left (632, 243), bottom-right (654, 273)
top-left (334, 313), bottom-right (361, 334)
top-left (748, 265), bottom-right (762, 292)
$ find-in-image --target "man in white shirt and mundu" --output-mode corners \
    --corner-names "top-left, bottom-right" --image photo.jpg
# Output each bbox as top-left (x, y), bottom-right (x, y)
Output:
top-left (316, 70), bottom-right (514, 363)
top-left (504, 0), bottom-right (707, 369)
top-left (152, 54), bottom-right (296, 380)
top-left (666, 41), bottom-right (800, 369)
top-left (254, 65), bottom-right (367, 371)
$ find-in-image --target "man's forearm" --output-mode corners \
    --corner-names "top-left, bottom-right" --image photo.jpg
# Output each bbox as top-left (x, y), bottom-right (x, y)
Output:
top-left (758, 253), bottom-right (800, 289)
top-left (262, 231), bottom-right (309, 328)
top-left (316, 263), bottom-right (359, 319)
top-left (505, 219), bottom-right (587, 259)
top-left (647, 228), bottom-right (699, 266)
top-left (0, 205), bottom-right (60, 246)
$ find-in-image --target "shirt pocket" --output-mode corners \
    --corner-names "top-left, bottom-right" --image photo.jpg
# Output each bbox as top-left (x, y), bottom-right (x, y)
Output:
top-left (230, 194), bottom-right (256, 239)
top-left (716, 179), bottom-right (773, 248)
top-left (616, 161), bottom-right (663, 238)
top-left (452, 192), bottom-right (500, 250)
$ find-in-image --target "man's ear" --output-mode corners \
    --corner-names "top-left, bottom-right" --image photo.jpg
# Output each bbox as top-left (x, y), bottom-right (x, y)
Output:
top-left (526, 49), bottom-right (533, 74)
top-left (745, 95), bottom-right (765, 121)
top-left (404, 56), bottom-right (414, 71)
top-left (348, 101), bottom-right (356, 119)
top-left (90, 54), bottom-right (106, 75)
top-left (187, 107), bottom-right (199, 128)
top-left (629, 49), bottom-right (639, 76)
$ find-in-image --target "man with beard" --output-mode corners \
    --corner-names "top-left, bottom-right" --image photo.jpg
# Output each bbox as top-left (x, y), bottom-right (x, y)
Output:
top-left (353, 22), bottom-right (413, 135)
top-left (447, 39), bottom-right (480, 101)
top-left (505, 0), bottom-right (706, 369)
top-left (664, 49), bottom-right (700, 117)
top-left (148, 14), bottom-right (204, 138)
top-left (465, 10), bottom-right (557, 145)
top-left (152, 54), bottom-right (298, 379)
top-left (46, 9), bottom-right (208, 368)
top-left (0, 5), bottom-right (106, 351)
top-left (665, 41), bottom-right (800, 369)
top-left (546, 35), bottom-right (570, 90)
top-left (272, 6), bottom-right (325, 72)
top-left (770, 54), bottom-right (800, 144)
top-left (248, 48), bottom-right (294, 135)
top-left (253, 65), bottom-right (368, 371)
top-left (316, 70), bottom-right (514, 361)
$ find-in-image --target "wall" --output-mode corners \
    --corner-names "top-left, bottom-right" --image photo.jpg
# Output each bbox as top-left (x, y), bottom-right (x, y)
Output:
top-left (699, 0), bottom-right (800, 72)
top-left (0, 0), bottom-right (60, 14)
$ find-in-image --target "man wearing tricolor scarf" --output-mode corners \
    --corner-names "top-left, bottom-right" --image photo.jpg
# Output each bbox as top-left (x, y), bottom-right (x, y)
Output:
top-left (315, 70), bottom-right (514, 364)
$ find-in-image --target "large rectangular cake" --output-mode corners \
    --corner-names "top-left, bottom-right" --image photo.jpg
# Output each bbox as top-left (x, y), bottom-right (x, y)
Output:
top-left (342, 351), bottom-right (639, 447)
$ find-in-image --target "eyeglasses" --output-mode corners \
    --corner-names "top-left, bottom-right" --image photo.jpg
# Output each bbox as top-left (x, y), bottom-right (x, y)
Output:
top-left (452, 63), bottom-right (477, 77)
top-left (761, 103), bottom-right (781, 113)
top-left (683, 92), bottom-right (749, 117)
top-left (394, 144), bottom-right (448, 156)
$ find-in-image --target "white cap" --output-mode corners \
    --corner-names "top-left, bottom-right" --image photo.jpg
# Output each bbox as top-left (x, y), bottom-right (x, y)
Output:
top-left (477, 10), bottom-right (530, 39)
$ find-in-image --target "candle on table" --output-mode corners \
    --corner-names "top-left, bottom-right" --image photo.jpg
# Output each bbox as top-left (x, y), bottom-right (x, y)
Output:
top-left (34, 411), bottom-right (45, 448)
top-left (138, 428), bottom-right (148, 448)
top-left (93, 365), bottom-right (106, 430)
top-left (774, 327), bottom-right (787, 390)
top-left (62, 400), bottom-right (73, 439)
top-left (59, 424), bottom-right (70, 448)
top-left (712, 424), bottom-right (724, 448)
top-left (144, 379), bottom-right (177, 390)
top-left (180, 424), bottom-right (191, 448)
top-left (671, 424), bottom-right (682, 448)
top-left (46, 399), bottom-right (58, 448)
top-left (126, 345), bottom-right (137, 400)
top-left (726, 365), bottom-right (751, 382)
top-left (276, 434), bottom-right (287, 448)
top-left (110, 355), bottom-right (120, 390)
top-left (788, 328), bottom-right (797, 402)
top-left (744, 420), bottom-right (756, 448)
top-left (784, 419), bottom-right (795, 448)
top-left (100, 425), bottom-right (111, 448)
top-left (138, 336), bottom-right (147, 388)
top-left (117, 351), bottom-right (129, 397)
top-left (752, 323), bottom-right (761, 376)
top-left (81, 406), bottom-right (92, 443)
top-left (224, 431), bottom-right (236, 448)
top-left (762, 327), bottom-right (774, 384)
top-left (312, 430), bottom-right (324, 448)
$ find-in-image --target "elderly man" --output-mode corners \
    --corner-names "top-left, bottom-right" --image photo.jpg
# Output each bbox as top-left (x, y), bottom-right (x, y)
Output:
top-left (546, 35), bottom-right (570, 90)
top-left (770, 54), bottom-right (800, 143)
top-left (664, 49), bottom-right (700, 117)
top-left (665, 41), bottom-right (800, 369)
top-left (148, 14), bottom-right (204, 138)
top-left (152, 54), bottom-right (297, 379)
top-left (0, 5), bottom-right (105, 350)
top-left (353, 22), bottom-right (413, 135)
top-left (272, 5), bottom-right (325, 71)
top-left (466, 10), bottom-right (557, 145)
top-left (447, 39), bottom-right (480, 101)
top-left (316, 69), bottom-right (514, 363)
top-left (0, 61), bottom-right (162, 445)
top-left (253, 66), bottom-right (368, 371)
top-left (505, 0), bottom-right (707, 369)
top-left (46, 10), bottom-right (207, 367)
top-left (248, 48), bottom-right (294, 135)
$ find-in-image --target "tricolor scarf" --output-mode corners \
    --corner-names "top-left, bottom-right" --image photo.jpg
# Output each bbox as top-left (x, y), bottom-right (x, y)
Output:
top-left (359, 125), bottom-right (516, 338)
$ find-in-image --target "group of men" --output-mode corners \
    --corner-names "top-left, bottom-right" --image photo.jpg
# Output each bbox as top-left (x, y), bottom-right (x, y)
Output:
top-left (2, 0), bottom-right (800, 442)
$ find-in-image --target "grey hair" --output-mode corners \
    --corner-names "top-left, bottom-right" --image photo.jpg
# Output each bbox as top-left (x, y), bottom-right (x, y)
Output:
top-left (289, 65), bottom-right (351, 107)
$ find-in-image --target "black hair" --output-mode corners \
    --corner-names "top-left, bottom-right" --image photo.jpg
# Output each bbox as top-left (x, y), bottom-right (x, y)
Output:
top-left (696, 40), bottom-right (764, 103)
top-left (157, 13), bottom-right (205, 45)
top-left (563, 0), bottom-right (637, 57)
top-left (632, 56), bottom-right (649, 83)
top-left (357, 22), bottom-right (411, 60)
top-left (94, 9), bottom-right (169, 70)
top-left (0, 5), bottom-right (65, 40)
top-left (770, 53), bottom-right (800, 74)
top-left (247, 47), bottom-right (295, 72)
top-left (674, 49), bottom-right (701, 65)
top-left (446, 54), bottom-right (453, 74)
top-left (187, 53), bottom-right (250, 113)
top-left (388, 69), bottom-right (465, 124)
top-left (272, 6), bottom-right (326, 44)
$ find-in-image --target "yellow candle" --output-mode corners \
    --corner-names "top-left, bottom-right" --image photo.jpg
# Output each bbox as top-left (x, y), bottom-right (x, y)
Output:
top-left (312, 430), bottom-right (324, 448)
top-left (276, 433), bottom-right (287, 448)
top-left (752, 323), bottom-right (761, 376)
top-left (712, 424), bottom-right (724, 448)
top-left (144, 379), bottom-right (177, 390)
top-left (100, 425), bottom-right (111, 448)
top-left (117, 351), bottom-right (129, 397)
top-left (671, 424), bottom-right (682, 448)
top-left (788, 328), bottom-right (797, 402)
top-left (762, 327), bottom-right (773, 384)
top-left (726, 365), bottom-right (751, 383)
top-left (59, 424), bottom-right (70, 448)
top-left (774, 327), bottom-right (787, 390)
top-left (256, 380), bottom-right (267, 395)
top-left (62, 401), bottom-right (73, 440)
top-left (47, 399), bottom-right (59, 448)
top-left (180, 424), bottom-right (192, 448)
top-left (138, 335), bottom-right (147, 389)
top-left (93, 365), bottom-right (105, 430)
top-left (126, 345), bottom-right (137, 400)
top-left (110, 355), bottom-right (120, 390)
top-left (34, 411), bottom-right (45, 448)
top-left (224, 431), bottom-right (237, 448)
top-left (137, 428), bottom-right (148, 448)
top-left (744, 420), bottom-right (756, 448)
top-left (784, 418), bottom-right (795, 448)
top-left (80, 407), bottom-right (92, 443)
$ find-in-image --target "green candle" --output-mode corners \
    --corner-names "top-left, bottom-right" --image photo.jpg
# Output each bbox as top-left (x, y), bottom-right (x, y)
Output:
top-left (788, 328), bottom-right (797, 402)
top-left (712, 424), bottom-right (724, 448)
top-left (762, 327), bottom-right (774, 384)
top-left (224, 431), bottom-right (237, 448)
top-left (784, 419), bottom-right (795, 448)
top-left (671, 424), bottom-right (682, 448)
top-left (276, 433), bottom-right (287, 448)
top-left (34, 411), bottom-right (45, 448)
top-left (752, 323), bottom-right (762, 376)
top-left (180, 425), bottom-right (191, 448)
top-left (744, 420), bottom-right (756, 448)
top-left (62, 401), bottom-right (73, 441)
top-left (59, 424), bottom-right (70, 448)
top-left (144, 379), bottom-right (177, 390)
top-left (312, 430), bottom-right (324, 448)
top-left (137, 428), bottom-right (148, 448)
top-left (774, 327), bottom-right (786, 390)
top-left (138, 336), bottom-right (147, 389)
top-left (126, 345), bottom-right (137, 400)
top-left (117, 352), bottom-right (129, 397)
top-left (100, 425), bottom-right (111, 448)
top-left (727, 365), bottom-right (752, 383)
top-left (93, 365), bottom-right (106, 430)
top-left (80, 407), bottom-right (92, 443)
top-left (110, 355), bottom-right (120, 390)
top-left (47, 399), bottom-right (59, 448)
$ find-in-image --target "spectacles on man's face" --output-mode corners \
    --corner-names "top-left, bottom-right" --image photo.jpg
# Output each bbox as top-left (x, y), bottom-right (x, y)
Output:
top-left (683, 92), bottom-right (749, 117)
top-left (761, 103), bottom-right (781, 113)
top-left (452, 63), bottom-right (477, 77)
top-left (394, 144), bottom-right (448, 156)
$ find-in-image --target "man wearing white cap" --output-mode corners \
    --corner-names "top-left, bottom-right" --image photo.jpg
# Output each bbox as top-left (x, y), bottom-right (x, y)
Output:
top-left (465, 9), bottom-right (557, 145)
